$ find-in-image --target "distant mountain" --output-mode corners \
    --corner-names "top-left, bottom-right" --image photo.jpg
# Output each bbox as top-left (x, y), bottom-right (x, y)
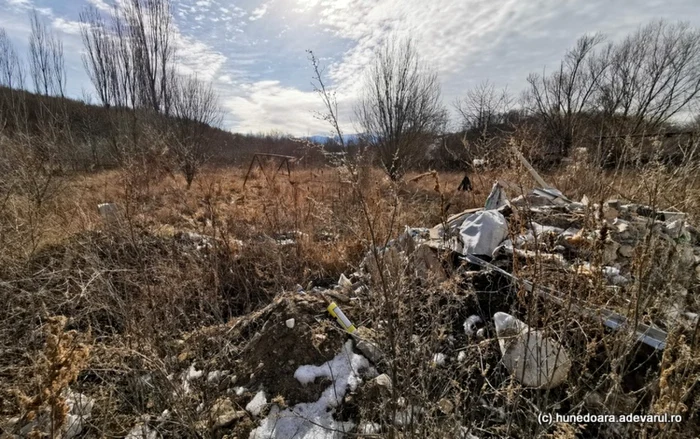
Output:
top-left (302, 134), bottom-right (361, 144)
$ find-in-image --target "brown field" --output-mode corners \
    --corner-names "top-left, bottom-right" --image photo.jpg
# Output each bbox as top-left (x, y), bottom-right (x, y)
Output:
top-left (1, 161), bottom-right (699, 438)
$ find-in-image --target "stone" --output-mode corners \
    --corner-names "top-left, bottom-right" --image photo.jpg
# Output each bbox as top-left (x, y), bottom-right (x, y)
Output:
top-left (356, 339), bottom-right (383, 364)
top-left (604, 207), bottom-right (619, 221)
top-left (374, 373), bottom-right (393, 392)
top-left (210, 398), bottom-right (246, 428)
top-left (245, 391), bottom-right (267, 417)
top-left (438, 398), bottom-right (454, 414)
top-left (618, 245), bottom-right (634, 258)
top-left (285, 318), bottom-right (295, 329)
top-left (493, 312), bottom-right (571, 389)
top-left (603, 240), bottom-right (620, 265)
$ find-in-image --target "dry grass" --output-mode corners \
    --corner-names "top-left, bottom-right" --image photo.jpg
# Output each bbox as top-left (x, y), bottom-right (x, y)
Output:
top-left (1, 155), bottom-right (699, 438)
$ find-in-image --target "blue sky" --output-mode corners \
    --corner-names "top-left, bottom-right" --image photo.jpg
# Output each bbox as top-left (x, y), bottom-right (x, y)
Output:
top-left (1, 0), bottom-right (700, 135)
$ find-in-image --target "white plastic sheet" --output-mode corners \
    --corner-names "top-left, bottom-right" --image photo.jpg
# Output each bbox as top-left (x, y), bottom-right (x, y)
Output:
top-left (459, 210), bottom-right (508, 256)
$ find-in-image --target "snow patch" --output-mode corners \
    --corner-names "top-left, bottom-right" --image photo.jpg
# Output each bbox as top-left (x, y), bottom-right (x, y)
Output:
top-left (250, 340), bottom-right (369, 438)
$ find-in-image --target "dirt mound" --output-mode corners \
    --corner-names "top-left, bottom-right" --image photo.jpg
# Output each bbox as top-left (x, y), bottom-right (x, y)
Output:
top-left (181, 293), bottom-right (348, 406)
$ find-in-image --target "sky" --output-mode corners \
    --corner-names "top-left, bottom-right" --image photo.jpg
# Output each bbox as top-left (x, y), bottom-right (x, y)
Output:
top-left (1, 0), bottom-right (700, 136)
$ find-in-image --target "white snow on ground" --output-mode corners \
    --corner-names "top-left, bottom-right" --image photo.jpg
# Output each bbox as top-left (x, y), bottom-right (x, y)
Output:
top-left (250, 340), bottom-right (370, 439)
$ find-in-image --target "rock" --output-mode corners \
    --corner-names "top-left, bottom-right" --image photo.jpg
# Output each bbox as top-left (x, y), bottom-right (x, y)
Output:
top-left (413, 244), bottom-right (447, 280)
top-left (285, 318), bottom-right (295, 329)
top-left (338, 273), bottom-right (352, 289)
top-left (603, 240), bottom-right (620, 265)
top-left (605, 199), bottom-right (621, 210)
top-left (438, 398), bottom-right (454, 414)
top-left (618, 245), bottom-right (634, 258)
top-left (493, 312), bottom-right (571, 389)
top-left (211, 398), bottom-right (246, 428)
top-left (245, 391), bottom-right (267, 417)
top-left (355, 339), bottom-right (383, 364)
top-left (604, 207), bottom-right (619, 221)
top-left (374, 373), bottom-right (393, 392)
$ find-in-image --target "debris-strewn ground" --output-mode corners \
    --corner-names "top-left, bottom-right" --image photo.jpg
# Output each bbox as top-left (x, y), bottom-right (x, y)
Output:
top-left (1, 164), bottom-right (699, 438)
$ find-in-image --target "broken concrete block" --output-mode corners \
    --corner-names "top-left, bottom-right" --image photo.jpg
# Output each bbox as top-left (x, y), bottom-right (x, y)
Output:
top-left (603, 240), bottom-right (620, 265)
top-left (618, 245), bottom-right (634, 258)
top-left (211, 398), bottom-right (246, 428)
top-left (413, 244), bottom-right (446, 280)
top-left (246, 391), bottom-right (267, 417)
top-left (493, 312), bottom-right (571, 389)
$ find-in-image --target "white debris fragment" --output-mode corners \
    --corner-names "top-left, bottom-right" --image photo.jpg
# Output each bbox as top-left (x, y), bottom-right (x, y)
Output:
top-left (181, 364), bottom-right (203, 394)
top-left (207, 370), bottom-right (227, 383)
top-left (63, 391), bottom-right (94, 439)
top-left (285, 318), bottom-right (295, 329)
top-left (358, 422), bottom-right (381, 435)
top-left (338, 273), bottom-right (353, 288)
top-left (251, 340), bottom-right (369, 439)
top-left (234, 386), bottom-right (246, 396)
top-left (493, 312), bottom-right (571, 389)
top-left (246, 390), bottom-right (267, 416)
top-left (457, 351), bottom-right (467, 363)
top-left (394, 406), bottom-right (423, 427)
top-left (431, 353), bottom-right (446, 366)
top-left (125, 424), bottom-right (158, 439)
top-left (463, 315), bottom-right (482, 336)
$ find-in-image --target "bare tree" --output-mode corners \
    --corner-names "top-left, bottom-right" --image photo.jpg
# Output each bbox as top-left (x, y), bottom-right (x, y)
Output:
top-left (598, 21), bottom-right (700, 134)
top-left (80, 6), bottom-right (119, 108)
top-left (308, 50), bottom-right (345, 148)
top-left (356, 37), bottom-right (447, 180)
top-left (0, 29), bottom-right (24, 90)
top-left (525, 34), bottom-right (609, 157)
top-left (455, 80), bottom-right (511, 136)
top-left (28, 10), bottom-right (65, 97)
top-left (171, 75), bottom-right (221, 188)
top-left (81, 0), bottom-right (175, 112)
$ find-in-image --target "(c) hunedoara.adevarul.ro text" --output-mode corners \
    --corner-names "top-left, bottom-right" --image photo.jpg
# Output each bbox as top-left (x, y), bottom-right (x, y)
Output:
top-left (538, 413), bottom-right (682, 425)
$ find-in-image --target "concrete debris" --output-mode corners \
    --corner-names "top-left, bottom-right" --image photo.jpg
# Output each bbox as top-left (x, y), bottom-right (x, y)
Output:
top-left (494, 312), bottom-right (571, 389)
top-left (210, 398), bottom-right (246, 428)
top-left (438, 398), bottom-right (455, 414)
top-left (432, 353), bottom-right (447, 366)
top-left (15, 389), bottom-right (93, 439)
top-left (246, 391), bottom-right (267, 417)
top-left (125, 424), bottom-right (158, 439)
top-left (484, 181), bottom-right (508, 210)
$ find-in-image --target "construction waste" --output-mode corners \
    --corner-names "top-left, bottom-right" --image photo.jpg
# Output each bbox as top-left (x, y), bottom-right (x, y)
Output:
top-left (7, 175), bottom-right (700, 438)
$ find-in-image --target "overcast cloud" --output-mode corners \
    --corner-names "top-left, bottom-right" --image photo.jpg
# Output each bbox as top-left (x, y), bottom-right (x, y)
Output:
top-left (1, 0), bottom-right (699, 135)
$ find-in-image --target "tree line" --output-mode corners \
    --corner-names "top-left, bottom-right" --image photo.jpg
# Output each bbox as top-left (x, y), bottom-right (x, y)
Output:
top-left (317, 21), bottom-right (700, 179)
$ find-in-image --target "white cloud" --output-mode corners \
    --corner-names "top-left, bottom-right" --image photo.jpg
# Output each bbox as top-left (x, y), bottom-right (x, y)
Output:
top-left (223, 80), bottom-right (354, 135)
top-left (87, 0), bottom-right (111, 12)
top-left (249, 3), bottom-right (269, 21)
top-left (52, 17), bottom-right (84, 35)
